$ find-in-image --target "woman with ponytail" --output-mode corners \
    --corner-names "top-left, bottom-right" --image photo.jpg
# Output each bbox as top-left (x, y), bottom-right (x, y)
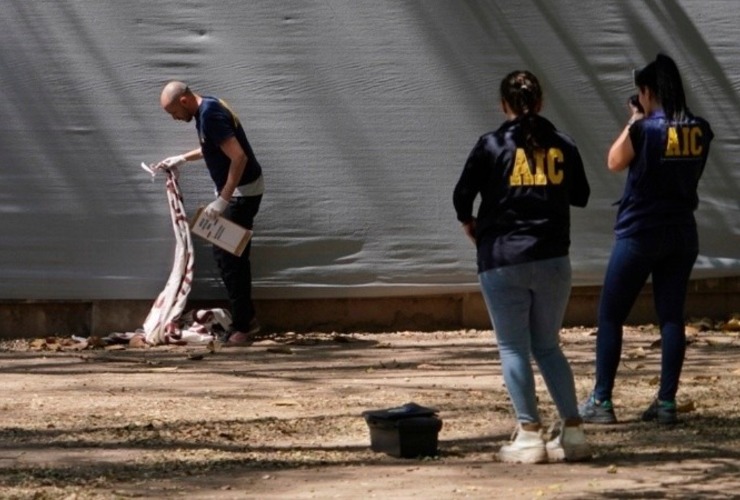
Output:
top-left (580, 54), bottom-right (714, 425)
top-left (453, 70), bottom-right (591, 463)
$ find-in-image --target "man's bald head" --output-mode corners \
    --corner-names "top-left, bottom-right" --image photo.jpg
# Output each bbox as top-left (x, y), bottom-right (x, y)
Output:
top-left (160, 81), bottom-right (190, 108)
top-left (160, 81), bottom-right (199, 122)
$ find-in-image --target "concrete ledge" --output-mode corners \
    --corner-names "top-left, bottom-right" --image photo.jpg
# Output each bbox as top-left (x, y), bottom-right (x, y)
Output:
top-left (0, 301), bottom-right (90, 338)
top-left (0, 277), bottom-right (738, 339)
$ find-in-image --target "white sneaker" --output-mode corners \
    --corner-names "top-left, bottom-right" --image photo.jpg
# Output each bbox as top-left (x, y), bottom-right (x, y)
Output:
top-left (545, 423), bottom-right (592, 462)
top-left (498, 425), bottom-right (547, 464)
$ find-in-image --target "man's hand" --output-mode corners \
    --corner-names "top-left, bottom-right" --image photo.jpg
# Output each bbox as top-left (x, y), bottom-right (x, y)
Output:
top-left (154, 155), bottom-right (187, 171)
top-left (204, 197), bottom-right (229, 220)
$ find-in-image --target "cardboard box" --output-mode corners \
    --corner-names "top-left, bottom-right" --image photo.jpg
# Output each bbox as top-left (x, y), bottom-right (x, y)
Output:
top-left (190, 207), bottom-right (252, 256)
top-left (362, 403), bottom-right (442, 458)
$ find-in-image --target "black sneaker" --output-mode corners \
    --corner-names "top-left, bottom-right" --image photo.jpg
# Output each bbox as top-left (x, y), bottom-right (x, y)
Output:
top-left (579, 394), bottom-right (618, 424)
top-left (641, 399), bottom-right (678, 425)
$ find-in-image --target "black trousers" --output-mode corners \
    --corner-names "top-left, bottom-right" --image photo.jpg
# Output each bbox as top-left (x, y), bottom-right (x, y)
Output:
top-left (212, 195), bottom-right (262, 331)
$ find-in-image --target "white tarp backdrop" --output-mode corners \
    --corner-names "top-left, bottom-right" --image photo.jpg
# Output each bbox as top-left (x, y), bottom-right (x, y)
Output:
top-left (1, 1), bottom-right (738, 301)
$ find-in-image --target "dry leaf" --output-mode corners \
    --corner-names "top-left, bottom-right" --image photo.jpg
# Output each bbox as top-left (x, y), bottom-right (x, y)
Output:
top-left (273, 400), bottom-right (298, 407)
top-left (417, 363), bottom-right (444, 370)
top-left (65, 341), bottom-right (88, 351)
top-left (723, 317), bottom-right (740, 332)
top-left (626, 347), bottom-right (646, 359)
top-left (29, 338), bottom-right (46, 350)
top-left (677, 400), bottom-right (696, 413)
top-left (622, 361), bottom-right (645, 371)
top-left (704, 337), bottom-right (736, 347)
top-left (685, 325), bottom-right (700, 336)
top-left (287, 338), bottom-right (318, 346)
top-left (129, 336), bottom-right (149, 349)
top-left (86, 336), bottom-right (107, 349)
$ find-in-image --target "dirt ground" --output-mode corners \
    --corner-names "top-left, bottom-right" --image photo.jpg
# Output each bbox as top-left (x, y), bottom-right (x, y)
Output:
top-left (1, 321), bottom-right (739, 500)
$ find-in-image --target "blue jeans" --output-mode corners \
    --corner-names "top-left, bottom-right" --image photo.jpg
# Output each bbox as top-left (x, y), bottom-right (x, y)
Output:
top-left (479, 256), bottom-right (580, 424)
top-left (213, 195), bottom-right (262, 331)
top-left (593, 225), bottom-right (698, 403)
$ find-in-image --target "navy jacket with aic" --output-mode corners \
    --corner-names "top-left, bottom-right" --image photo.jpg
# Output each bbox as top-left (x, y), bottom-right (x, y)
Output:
top-left (615, 111), bottom-right (713, 238)
top-left (453, 115), bottom-right (590, 274)
top-left (195, 96), bottom-right (262, 193)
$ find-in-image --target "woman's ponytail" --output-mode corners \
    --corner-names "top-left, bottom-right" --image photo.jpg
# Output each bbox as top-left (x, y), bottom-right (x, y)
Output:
top-left (635, 53), bottom-right (689, 121)
top-left (655, 54), bottom-right (688, 120)
top-left (500, 71), bottom-right (544, 152)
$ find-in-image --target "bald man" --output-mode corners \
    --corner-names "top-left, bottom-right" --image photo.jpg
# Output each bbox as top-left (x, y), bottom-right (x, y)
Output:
top-left (154, 82), bottom-right (265, 344)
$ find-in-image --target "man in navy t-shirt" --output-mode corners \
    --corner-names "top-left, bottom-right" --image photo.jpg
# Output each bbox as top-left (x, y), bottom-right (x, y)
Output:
top-left (155, 81), bottom-right (265, 344)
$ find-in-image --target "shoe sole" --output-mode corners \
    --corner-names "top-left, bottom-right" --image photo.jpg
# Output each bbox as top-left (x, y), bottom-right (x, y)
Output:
top-left (642, 415), bottom-right (678, 425)
top-left (581, 414), bottom-right (617, 424)
top-left (547, 444), bottom-right (592, 462)
top-left (224, 335), bottom-right (256, 346)
top-left (641, 406), bottom-right (678, 424)
top-left (581, 417), bottom-right (618, 425)
top-left (498, 448), bottom-right (548, 464)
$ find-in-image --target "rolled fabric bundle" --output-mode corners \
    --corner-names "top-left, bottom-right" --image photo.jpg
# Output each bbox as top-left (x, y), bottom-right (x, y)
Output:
top-left (142, 168), bottom-right (195, 345)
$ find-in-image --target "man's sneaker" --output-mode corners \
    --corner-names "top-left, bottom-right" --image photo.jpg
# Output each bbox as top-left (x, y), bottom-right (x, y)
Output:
top-left (545, 423), bottom-right (592, 462)
top-left (579, 394), bottom-right (618, 424)
top-left (246, 317), bottom-right (261, 335)
top-left (497, 424), bottom-right (547, 464)
top-left (225, 318), bottom-right (261, 346)
top-left (641, 399), bottom-right (678, 425)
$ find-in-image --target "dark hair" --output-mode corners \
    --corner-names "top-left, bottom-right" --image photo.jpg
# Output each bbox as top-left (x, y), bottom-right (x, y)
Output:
top-left (500, 70), bottom-right (544, 151)
top-left (634, 53), bottom-right (689, 120)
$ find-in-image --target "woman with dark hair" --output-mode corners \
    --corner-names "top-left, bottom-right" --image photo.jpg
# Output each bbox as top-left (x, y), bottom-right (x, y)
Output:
top-left (453, 70), bottom-right (591, 463)
top-left (580, 54), bottom-right (714, 425)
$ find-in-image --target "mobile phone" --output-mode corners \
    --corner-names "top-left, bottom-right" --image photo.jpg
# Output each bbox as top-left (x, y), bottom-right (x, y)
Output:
top-left (628, 94), bottom-right (644, 113)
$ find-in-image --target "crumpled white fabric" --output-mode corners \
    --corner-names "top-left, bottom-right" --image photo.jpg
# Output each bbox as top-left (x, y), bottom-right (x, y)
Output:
top-left (135, 168), bottom-right (236, 346)
top-left (142, 168), bottom-right (196, 344)
top-left (169, 308), bottom-right (233, 344)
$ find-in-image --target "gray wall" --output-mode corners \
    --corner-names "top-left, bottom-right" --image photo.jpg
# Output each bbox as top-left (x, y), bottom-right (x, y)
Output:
top-left (1, 1), bottom-right (738, 301)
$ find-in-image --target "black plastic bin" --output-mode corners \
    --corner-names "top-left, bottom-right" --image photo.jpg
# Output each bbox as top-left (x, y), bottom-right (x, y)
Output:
top-left (362, 402), bottom-right (443, 458)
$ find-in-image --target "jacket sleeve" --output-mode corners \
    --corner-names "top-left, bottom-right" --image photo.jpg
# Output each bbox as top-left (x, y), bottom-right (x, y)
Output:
top-left (568, 144), bottom-right (590, 208)
top-left (453, 137), bottom-right (486, 223)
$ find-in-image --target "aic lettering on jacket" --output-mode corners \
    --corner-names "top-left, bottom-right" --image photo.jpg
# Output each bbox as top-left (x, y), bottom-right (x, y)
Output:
top-left (665, 126), bottom-right (703, 157)
top-left (509, 148), bottom-right (564, 187)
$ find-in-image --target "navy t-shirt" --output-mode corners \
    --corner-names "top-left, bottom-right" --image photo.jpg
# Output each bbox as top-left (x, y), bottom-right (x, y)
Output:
top-left (453, 115), bottom-right (590, 273)
top-left (615, 111), bottom-right (713, 238)
top-left (195, 96), bottom-right (262, 193)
